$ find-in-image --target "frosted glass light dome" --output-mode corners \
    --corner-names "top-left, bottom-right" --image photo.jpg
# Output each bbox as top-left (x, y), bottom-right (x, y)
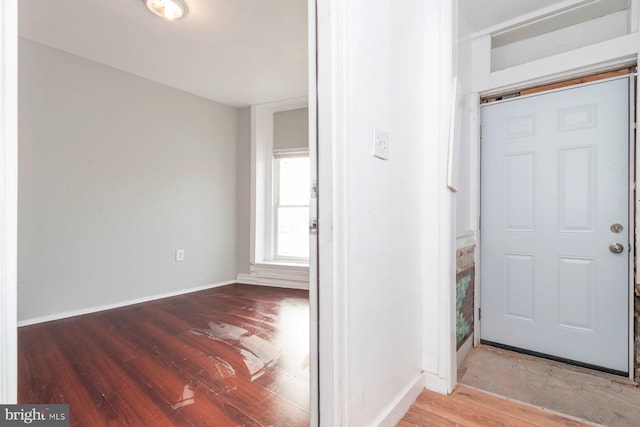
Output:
top-left (144, 0), bottom-right (188, 21)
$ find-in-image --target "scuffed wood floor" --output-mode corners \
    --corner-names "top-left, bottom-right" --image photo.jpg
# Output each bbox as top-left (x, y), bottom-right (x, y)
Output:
top-left (398, 385), bottom-right (591, 427)
top-left (458, 345), bottom-right (640, 427)
top-left (18, 284), bottom-right (310, 426)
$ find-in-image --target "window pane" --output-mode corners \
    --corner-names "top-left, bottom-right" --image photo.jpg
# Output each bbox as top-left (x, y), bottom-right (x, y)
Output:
top-left (278, 156), bottom-right (310, 206)
top-left (277, 206), bottom-right (309, 258)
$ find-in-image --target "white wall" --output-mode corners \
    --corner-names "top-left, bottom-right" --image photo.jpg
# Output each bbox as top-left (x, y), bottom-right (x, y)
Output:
top-left (18, 39), bottom-right (238, 322)
top-left (327, 0), bottom-right (447, 423)
top-left (236, 107), bottom-right (251, 275)
top-left (318, 0), bottom-right (456, 421)
top-left (274, 107), bottom-right (309, 150)
top-left (455, 12), bottom-right (476, 237)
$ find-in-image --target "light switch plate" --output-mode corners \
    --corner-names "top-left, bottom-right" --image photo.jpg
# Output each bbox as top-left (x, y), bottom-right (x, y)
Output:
top-left (373, 127), bottom-right (389, 160)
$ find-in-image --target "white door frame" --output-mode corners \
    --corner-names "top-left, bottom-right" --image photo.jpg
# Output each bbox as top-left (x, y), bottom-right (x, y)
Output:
top-left (307, 0), bottom-right (319, 424)
top-left (316, 0), bottom-right (348, 422)
top-left (0, 0), bottom-right (18, 405)
top-left (628, 74), bottom-right (636, 380)
top-left (476, 71), bottom-right (638, 380)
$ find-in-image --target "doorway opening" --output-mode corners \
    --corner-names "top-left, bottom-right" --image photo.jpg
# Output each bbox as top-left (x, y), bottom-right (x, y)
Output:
top-left (13, 0), bottom-right (319, 424)
top-left (479, 74), bottom-right (634, 376)
top-left (460, 69), bottom-right (640, 426)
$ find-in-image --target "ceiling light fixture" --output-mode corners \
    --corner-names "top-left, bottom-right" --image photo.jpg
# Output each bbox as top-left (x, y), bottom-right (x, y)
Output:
top-left (144, 0), bottom-right (188, 21)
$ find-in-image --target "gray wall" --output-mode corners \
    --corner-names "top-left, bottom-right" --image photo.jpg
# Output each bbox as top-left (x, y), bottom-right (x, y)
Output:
top-left (274, 108), bottom-right (308, 150)
top-left (18, 39), bottom-right (238, 321)
top-left (236, 107), bottom-right (251, 275)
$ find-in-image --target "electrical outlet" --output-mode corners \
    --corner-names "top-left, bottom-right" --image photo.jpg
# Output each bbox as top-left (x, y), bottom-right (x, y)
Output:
top-left (175, 249), bottom-right (185, 262)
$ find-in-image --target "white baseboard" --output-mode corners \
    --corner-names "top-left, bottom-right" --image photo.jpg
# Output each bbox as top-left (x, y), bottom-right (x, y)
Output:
top-left (424, 371), bottom-right (450, 395)
top-left (236, 263), bottom-right (309, 290)
top-left (17, 280), bottom-right (236, 327)
top-left (235, 273), bottom-right (255, 285)
top-left (374, 374), bottom-right (425, 427)
top-left (236, 274), bottom-right (309, 290)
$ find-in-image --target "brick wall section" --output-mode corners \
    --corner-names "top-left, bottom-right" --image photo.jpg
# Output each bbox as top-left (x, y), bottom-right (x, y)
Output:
top-left (456, 246), bottom-right (475, 350)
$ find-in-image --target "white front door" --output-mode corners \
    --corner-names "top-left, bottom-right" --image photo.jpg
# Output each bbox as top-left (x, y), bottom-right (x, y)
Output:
top-left (480, 77), bottom-right (630, 373)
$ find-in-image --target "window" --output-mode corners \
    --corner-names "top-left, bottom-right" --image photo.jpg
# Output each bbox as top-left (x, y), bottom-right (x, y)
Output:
top-left (273, 151), bottom-right (310, 261)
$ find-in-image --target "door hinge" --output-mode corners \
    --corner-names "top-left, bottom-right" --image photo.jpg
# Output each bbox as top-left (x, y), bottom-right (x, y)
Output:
top-left (311, 180), bottom-right (318, 199)
top-left (478, 308), bottom-right (481, 321)
top-left (309, 218), bottom-right (318, 235)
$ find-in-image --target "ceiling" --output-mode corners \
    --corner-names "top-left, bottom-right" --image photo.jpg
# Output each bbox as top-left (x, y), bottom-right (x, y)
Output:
top-left (21, 0), bottom-right (629, 107)
top-left (19, 0), bottom-right (308, 107)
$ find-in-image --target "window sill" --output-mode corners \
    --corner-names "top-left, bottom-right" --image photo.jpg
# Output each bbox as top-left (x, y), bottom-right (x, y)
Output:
top-left (257, 260), bottom-right (309, 269)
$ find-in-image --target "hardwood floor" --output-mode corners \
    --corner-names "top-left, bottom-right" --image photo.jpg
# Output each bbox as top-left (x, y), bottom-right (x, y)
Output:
top-left (398, 386), bottom-right (591, 427)
top-left (18, 284), bottom-right (310, 427)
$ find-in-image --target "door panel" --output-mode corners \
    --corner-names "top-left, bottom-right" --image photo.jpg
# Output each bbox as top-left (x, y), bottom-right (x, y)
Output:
top-left (504, 152), bottom-right (535, 231)
top-left (480, 77), bottom-right (629, 372)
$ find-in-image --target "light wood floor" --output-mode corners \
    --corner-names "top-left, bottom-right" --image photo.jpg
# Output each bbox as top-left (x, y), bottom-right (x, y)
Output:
top-left (19, 284), bottom-right (310, 426)
top-left (398, 385), bottom-right (590, 426)
top-left (458, 345), bottom-right (640, 427)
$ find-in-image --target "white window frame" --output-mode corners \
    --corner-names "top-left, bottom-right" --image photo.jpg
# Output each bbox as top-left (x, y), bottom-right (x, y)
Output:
top-left (249, 97), bottom-right (308, 268)
top-left (272, 149), bottom-right (310, 263)
top-left (244, 98), bottom-right (310, 289)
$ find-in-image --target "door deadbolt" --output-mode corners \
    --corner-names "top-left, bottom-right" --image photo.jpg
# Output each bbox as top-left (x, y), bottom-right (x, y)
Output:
top-left (610, 223), bottom-right (624, 233)
top-left (609, 242), bottom-right (624, 254)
